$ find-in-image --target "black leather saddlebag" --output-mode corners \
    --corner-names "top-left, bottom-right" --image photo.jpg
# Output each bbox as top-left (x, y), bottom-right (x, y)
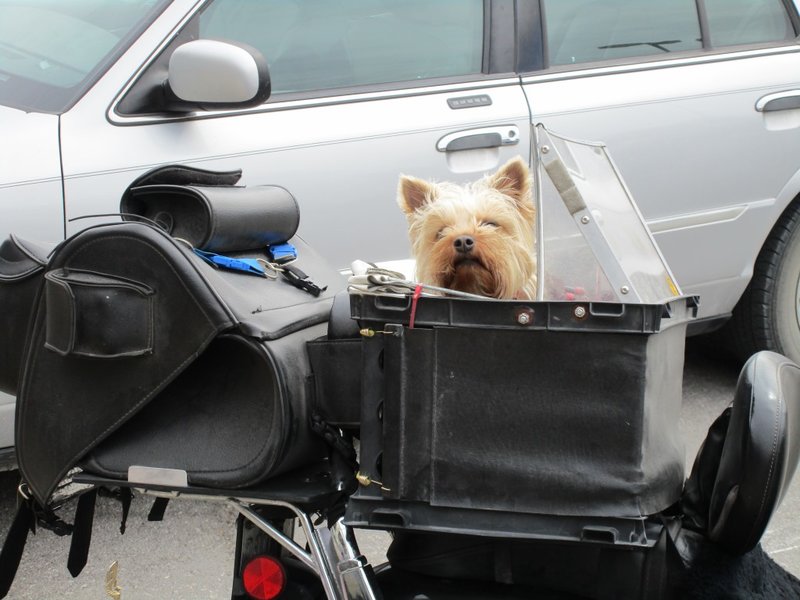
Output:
top-left (15, 220), bottom-right (343, 506)
top-left (0, 236), bottom-right (53, 396)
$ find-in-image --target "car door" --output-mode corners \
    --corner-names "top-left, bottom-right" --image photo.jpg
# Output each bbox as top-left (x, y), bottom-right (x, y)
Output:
top-left (519, 0), bottom-right (800, 325)
top-left (58, 0), bottom-right (532, 270)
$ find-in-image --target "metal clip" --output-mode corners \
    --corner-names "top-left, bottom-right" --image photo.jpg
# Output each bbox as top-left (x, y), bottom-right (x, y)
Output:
top-left (358, 328), bottom-right (394, 338)
top-left (281, 264), bottom-right (327, 297)
top-left (355, 472), bottom-right (390, 492)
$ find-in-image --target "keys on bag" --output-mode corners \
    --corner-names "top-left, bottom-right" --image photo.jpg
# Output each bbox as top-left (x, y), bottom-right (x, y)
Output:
top-left (192, 247), bottom-right (326, 297)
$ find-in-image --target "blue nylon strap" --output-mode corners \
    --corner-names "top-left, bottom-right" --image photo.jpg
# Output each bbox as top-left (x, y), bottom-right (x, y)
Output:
top-left (192, 249), bottom-right (266, 277)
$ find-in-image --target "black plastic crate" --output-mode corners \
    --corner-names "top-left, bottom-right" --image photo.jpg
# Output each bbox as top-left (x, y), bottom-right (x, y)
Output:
top-left (345, 293), bottom-right (697, 541)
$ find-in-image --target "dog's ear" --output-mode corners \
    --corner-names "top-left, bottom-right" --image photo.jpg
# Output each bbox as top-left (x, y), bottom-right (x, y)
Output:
top-left (487, 157), bottom-right (534, 217)
top-left (397, 175), bottom-right (438, 215)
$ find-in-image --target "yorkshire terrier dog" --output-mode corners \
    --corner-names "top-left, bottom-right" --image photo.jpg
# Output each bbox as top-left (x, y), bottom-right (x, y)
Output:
top-left (397, 157), bottom-right (537, 299)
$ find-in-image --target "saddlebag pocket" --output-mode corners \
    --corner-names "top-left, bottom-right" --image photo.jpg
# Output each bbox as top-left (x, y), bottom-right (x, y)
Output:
top-left (0, 235), bottom-right (53, 395)
top-left (44, 269), bottom-right (154, 358)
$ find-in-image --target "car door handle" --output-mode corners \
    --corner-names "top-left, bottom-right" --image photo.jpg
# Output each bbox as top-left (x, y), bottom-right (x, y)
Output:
top-left (436, 126), bottom-right (520, 152)
top-left (755, 91), bottom-right (800, 112)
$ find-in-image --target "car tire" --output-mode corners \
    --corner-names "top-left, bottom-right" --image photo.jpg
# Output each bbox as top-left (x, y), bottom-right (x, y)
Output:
top-left (724, 200), bottom-right (800, 365)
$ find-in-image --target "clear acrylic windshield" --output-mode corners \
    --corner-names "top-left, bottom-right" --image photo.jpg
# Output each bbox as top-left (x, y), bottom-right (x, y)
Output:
top-left (535, 124), bottom-right (682, 304)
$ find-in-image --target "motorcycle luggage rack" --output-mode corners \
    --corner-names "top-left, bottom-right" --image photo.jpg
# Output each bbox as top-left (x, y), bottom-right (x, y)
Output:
top-left (72, 464), bottom-right (381, 600)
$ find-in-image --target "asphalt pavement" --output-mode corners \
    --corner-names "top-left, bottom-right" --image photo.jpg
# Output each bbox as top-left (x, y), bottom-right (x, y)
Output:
top-left (0, 339), bottom-right (797, 599)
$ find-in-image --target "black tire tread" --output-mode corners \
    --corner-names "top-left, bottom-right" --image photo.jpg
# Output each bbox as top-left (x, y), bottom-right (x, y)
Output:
top-left (721, 200), bottom-right (800, 363)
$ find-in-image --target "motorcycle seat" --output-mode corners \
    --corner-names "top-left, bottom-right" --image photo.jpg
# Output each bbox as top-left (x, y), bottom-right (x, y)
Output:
top-left (689, 350), bottom-right (800, 555)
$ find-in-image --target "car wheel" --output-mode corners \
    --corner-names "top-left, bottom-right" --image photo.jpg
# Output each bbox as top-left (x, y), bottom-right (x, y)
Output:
top-left (725, 200), bottom-right (800, 365)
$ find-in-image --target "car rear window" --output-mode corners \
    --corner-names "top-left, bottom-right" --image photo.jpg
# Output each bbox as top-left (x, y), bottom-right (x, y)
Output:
top-left (544, 0), bottom-right (796, 68)
top-left (704, 0), bottom-right (795, 48)
top-left (544, 0), bottom-right (702, 66)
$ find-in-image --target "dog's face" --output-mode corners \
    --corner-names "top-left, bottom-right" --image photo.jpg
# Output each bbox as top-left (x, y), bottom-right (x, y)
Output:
top-left (397, 157), bottom-right (537, 299)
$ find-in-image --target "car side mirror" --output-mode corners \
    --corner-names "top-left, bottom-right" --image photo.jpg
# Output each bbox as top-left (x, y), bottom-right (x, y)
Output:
top-left (163, 39), bottom-right (271, 112)
top-left (116, 39), bottom-right (272, 115)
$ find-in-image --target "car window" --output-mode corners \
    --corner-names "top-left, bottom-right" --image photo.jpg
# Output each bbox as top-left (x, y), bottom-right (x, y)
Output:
top-left (544, 0), bottom-right (702, 67)
top-left (543, 0), bottom-right (796, 69)
top-left (198, 0), bottom-right (484, 95)
top-left (0, 0), bottom-right (170, 113)
top-left (704, 0), bottom-right (794, 47)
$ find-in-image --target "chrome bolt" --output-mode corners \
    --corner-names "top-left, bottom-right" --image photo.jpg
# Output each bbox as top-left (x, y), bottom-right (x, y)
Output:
top-left (620, 286), bottom-right (630, 295)
top-left (541, 145), bottom-right (550, 154)
top-left (581, 215), bottom-right (590, 224)
top-left (517, 312), bottom-right (531, 325)
top-left (574, 306), bottom-right (587, 318)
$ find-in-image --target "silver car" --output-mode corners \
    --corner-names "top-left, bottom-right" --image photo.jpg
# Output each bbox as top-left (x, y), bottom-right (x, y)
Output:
top-left (2, 0), bottom-right (800, 461)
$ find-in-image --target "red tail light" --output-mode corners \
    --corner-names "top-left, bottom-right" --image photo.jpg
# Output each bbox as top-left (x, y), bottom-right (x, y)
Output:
top-left (242, 556), bottom-right (286, 600)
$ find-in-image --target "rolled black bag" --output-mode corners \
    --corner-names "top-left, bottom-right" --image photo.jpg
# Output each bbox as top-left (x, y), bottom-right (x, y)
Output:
top-left (120, 164), bottom-right (299, 252)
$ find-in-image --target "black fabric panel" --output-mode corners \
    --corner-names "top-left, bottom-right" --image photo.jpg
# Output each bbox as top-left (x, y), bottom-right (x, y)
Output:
top-left (307, 338), bottom-right (362, 429)
top-left (382, 325), bottom-right (685, 518)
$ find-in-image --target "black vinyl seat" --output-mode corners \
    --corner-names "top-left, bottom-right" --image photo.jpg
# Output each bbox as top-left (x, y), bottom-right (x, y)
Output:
top-left (683, 350), bottom-right (800, 555)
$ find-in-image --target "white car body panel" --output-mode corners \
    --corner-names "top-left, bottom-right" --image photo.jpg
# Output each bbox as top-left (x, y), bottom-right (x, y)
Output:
top-left (524, 47), bottom-right (800, 319)
top-left (0, 106), bottom-right (63, 242)
top-left (62, 53), bottom-right (531, 268)
top-left (0, 107), bottom-right (63, 452)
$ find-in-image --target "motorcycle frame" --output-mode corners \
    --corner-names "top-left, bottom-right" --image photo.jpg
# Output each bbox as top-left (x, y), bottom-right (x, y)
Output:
top-left (129, 486), bottom-right (378, 600)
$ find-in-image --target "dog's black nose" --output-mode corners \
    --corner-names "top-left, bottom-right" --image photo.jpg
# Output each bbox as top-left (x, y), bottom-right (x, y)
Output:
top-left (453, 235), bottom-right (475, 254)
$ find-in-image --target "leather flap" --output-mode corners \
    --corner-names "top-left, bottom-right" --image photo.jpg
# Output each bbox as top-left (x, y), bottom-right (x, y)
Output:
top-left (0, 234), bottom-right (53, 281)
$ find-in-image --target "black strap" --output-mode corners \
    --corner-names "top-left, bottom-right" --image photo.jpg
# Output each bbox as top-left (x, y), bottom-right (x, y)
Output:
top-left (148, 497), bottom-right (170, 522)
top-left (119, 487), bottom-right (133, 535)
top-left (0, 499), bottom-right (34, 598)
top-left (67, 489), bottom-right (97, 577)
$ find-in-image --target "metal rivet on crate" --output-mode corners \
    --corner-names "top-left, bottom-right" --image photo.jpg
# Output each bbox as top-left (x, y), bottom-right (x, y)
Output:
top-left (580, 215), bottom-right (590, 224)
top-left (620, 286), bottom-right (630, 295)
top-left (541, 145), bottom-right (550, 154)
top-left (515, 307), bottom-right (534, 326)
top-left (573, 305), bottom-right (587, 319)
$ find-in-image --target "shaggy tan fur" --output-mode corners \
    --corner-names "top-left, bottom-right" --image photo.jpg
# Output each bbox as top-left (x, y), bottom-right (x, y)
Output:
top-left (397, 157), bottom-right (537, 299)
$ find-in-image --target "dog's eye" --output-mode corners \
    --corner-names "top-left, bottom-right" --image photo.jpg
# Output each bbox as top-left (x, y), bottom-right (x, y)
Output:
top-left (435, 228), bottom-right (445, 240)
top-left (481, 221), bottom-right (499, 228)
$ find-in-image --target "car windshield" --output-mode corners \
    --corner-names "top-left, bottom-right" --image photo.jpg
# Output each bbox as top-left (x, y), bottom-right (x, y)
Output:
top-left (0, 0), bottom-right (170, 113)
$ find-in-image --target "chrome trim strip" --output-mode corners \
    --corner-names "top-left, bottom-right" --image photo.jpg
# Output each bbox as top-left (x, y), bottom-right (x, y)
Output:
top-left (109, 77), bottom-right (523, 126)
top-left (521, 44), bottom-right (800, 85)
top-left (647, 206), bottom-right (747, 233)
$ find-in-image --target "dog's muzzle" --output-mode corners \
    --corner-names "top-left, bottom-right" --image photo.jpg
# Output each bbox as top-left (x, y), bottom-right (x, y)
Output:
top-left (453, 235), bottom-right (475, 254)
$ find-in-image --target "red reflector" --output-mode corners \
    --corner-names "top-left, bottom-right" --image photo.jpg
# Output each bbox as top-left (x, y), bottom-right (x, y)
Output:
top-left (242, 556), bottom-right (286, 600)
